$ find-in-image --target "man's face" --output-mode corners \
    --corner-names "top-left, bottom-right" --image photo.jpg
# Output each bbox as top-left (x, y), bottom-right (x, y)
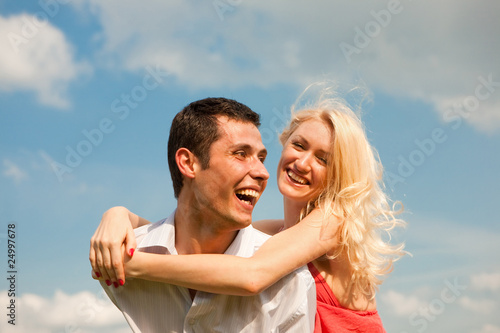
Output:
top-left (192, 116), bottom-right (269, 231)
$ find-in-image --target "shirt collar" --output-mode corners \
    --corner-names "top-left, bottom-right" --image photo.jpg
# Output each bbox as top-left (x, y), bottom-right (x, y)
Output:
top-left (135, 211), bottom-right (177, 254)
top-left (135, 210), bottom-right (258, 257)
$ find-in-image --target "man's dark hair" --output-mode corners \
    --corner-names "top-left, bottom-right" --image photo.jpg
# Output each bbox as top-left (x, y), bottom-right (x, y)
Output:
top-left (168, 97), bottom-right (261, 198)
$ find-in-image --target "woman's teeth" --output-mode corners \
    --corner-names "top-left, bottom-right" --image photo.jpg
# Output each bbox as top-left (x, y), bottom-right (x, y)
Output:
top-left (287, 170), bottom-right (308, 184)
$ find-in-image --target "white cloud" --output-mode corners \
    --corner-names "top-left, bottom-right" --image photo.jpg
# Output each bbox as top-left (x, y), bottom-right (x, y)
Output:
top-left (341, 1), bottom-right (500, 133)
top-left (459, 296), bottom-right (496, 314)
top-left (2, 159), bottom-right (28, 182)
top-left (0, 289), bottom-right (128, 333)
top-left (472, 324), bottom-right (500, 333)
top-left (466, 99), bottom-right (500, 134)
top-left (470, 272), bottom-right (500, 292)
top-left (71, 0), bottom-right (358, 88)
top-left (380, 289), bottom-right (425, 316)
top-left (71, 0), bottom-right (500, 133)
top-left (0, 13), bottom-right (90, 109)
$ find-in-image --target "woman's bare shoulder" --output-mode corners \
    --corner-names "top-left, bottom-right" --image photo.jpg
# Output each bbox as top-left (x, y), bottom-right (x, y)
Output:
top-left (252, 219), bottom-right (284, 235)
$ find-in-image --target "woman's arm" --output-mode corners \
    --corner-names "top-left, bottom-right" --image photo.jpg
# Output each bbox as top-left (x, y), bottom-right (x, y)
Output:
top-left (89, 206), bottom-right (151, 285)
top-left (252, 219), bottom-right (284, 235)
top-left (125, 209), bottom-right (341, 295)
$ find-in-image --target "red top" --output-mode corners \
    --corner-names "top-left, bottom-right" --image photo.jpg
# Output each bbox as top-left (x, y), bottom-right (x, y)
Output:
top-left (307, 263), bottom-right (386, 333)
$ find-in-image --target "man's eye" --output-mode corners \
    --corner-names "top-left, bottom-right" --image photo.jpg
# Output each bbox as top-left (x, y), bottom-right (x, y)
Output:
top-left (235, 151), bottom-right (246, 157)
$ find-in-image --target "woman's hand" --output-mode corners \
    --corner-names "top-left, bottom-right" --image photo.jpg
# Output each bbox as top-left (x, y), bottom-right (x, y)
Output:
top-left (123, 249), bottom-right (143, 279)
top-left (89, 206), bottom-right (137, 287)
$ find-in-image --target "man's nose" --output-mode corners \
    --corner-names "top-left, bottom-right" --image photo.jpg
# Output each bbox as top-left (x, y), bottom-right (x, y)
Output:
top-left (250, 159), bottom-right (270, 181)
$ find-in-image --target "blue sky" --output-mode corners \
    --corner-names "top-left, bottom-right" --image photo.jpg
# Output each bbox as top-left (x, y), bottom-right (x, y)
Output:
top-left (1, 1), bottom-right (499, 332)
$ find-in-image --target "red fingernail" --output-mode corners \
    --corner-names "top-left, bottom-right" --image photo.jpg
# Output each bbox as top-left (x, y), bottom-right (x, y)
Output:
top-left (95, 271), bottom-right (101, 278)
top-left (113, 282), bottom-right (119, 288)
top-left (129, 248), bottom-right (135, 257)
top-left (119, 279), bottom-right (124, 286)
top-left (105, 280), bottom-right (111, 286)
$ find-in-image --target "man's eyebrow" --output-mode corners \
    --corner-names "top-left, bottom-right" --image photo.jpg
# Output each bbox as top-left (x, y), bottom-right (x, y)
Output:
top-left (231, 144), bottom-right (267, 155)
top-left (231, 143), bottom-right (252, 150)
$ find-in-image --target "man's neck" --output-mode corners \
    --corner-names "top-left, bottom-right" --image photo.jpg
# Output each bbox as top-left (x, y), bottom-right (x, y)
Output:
top-left (173, 201), bottom-right (239, 255)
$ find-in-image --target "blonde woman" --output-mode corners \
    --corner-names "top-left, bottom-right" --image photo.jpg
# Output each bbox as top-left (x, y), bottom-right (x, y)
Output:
top-left (91, 90), bottom-right (406, 332)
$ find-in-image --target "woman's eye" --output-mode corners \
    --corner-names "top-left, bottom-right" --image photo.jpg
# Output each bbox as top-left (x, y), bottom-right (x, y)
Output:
top-left (293, 142), bottom-right (304, 149)
top-left (318, 156), bottom-right (327, 164)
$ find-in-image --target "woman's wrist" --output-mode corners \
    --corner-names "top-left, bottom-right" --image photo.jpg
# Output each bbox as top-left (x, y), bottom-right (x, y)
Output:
top-left (103, 206), bottom-right (130, 221)
top-left (125, 250), bottom-right (143, 278)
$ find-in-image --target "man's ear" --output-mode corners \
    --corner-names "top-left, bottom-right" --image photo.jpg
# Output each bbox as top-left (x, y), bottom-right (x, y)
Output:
top-left (175, 148), bottom-right (198, 179)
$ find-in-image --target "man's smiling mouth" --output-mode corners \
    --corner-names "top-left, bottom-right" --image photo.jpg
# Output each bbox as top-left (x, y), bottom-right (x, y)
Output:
top-left (235, 189), bottom-right (259, 205)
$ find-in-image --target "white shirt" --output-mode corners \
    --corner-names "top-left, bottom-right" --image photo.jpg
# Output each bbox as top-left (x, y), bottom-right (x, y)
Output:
top-left (101, 212), bottom-right (316, 333)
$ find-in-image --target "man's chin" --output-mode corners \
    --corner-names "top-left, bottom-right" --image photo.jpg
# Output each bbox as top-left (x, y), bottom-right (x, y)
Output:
top-left (232, 214), bottom-right (253, 228)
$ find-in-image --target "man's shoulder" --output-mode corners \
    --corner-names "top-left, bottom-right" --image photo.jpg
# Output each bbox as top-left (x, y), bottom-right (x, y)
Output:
top-left (238, 224), bottom-right (271, 252)
top-left (245, 224), bottom-right (271, 242)
top-left (134, 212), bottom-right (175, 251)
top-left (134, 211), bottom-right (175, 237)
top-left (134, 217), bottom-right (168, 237)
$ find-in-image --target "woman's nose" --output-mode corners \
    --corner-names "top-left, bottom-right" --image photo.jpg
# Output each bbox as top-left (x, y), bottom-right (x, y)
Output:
top-left (294, 153), bottom-right (312, 173)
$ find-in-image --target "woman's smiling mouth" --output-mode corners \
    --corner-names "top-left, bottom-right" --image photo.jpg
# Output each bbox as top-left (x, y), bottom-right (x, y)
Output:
top-left (287, 169), bottom-right (309, 185)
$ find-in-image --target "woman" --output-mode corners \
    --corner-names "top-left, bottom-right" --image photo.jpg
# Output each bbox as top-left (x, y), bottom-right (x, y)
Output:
top-left (90, 91), bottom-right (406, 332)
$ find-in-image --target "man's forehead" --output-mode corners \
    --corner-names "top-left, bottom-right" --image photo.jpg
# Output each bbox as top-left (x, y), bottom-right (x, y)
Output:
top-left (216, 117), bottom-right (265, 148)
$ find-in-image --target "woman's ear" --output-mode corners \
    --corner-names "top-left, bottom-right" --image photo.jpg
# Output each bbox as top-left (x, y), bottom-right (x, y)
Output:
top-left (175, 148), bottom-right (197, 179)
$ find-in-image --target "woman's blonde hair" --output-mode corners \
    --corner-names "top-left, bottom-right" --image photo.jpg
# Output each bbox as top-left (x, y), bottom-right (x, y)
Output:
top-left (280, 83), bottom-right (406, 298)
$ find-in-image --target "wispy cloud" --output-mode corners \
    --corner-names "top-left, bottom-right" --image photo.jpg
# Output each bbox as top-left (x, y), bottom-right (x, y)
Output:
top-left (404, 216), bottom-right (500, 260)
top-left (470, 272), bottom-right (500, 292)
top-left (379, 289), bottom-right (426, 316)
top-left (379, 270), bottom-right (500, 333)
top-left (2, 158), bottom-right (28, 182)
top-left (459, 296), bottom-right (496, 314)
top-left (473, 324), bottom-right (500, 333)
top-left (0, 13), bottom-right (90, 109)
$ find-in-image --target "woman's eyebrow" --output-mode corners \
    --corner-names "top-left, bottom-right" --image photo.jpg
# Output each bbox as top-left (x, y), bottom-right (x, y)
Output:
top-left (294, 135), bottom-right (328, 154)
top-left (294, 135), bottom-right (308, 144)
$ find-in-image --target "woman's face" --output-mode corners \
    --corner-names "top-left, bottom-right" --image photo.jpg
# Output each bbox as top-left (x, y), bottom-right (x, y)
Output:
top-left (277, 118), bottom-right (332, 205)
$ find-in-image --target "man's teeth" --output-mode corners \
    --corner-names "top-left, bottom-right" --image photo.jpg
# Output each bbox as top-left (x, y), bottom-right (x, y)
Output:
top-left (235, 189), bottom-right (259, 205)
top-left (235, 189), bottom-right (259, 198)
top-left (287, 170), bottom-right (308, 184)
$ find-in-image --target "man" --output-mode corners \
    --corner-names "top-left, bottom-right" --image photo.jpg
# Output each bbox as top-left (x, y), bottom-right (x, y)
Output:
top-left (91, 98), bottom-right (315, 332)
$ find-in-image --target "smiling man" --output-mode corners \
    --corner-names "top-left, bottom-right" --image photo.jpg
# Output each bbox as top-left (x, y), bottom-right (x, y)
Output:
top-left (93, 98), bottom-right (315, 332)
